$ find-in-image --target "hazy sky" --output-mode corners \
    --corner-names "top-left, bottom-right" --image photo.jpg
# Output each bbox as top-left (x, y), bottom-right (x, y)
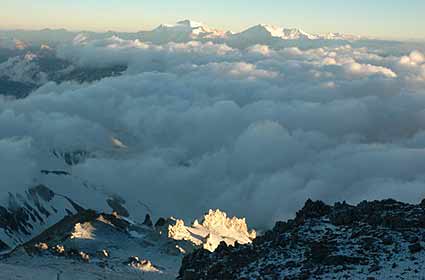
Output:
top-left (1, 0), bottom-right (424, 39)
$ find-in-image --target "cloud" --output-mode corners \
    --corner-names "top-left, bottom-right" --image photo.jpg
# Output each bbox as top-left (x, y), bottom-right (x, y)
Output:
top-left (0, 137), bottom-right (37, 194)
top-left (1, 34), bottom-right (425, 228)
top-left (343, 62), bottom-right (397, 78)
top-left (400, 50), bottom-right (425, 65)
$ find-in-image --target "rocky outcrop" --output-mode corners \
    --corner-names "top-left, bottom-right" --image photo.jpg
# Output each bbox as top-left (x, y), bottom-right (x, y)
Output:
top-left (125, 256), bottom-right (160, 272)
top-left (106, 196), bottom-right (130, 217)
top-left (168, 209), bottom-right (256, 252)
top-left (179, 198), bottom-right (425, 280)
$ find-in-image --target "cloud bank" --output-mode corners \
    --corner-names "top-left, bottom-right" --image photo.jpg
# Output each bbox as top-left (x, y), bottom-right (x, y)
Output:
top-left (1, 32), bottom-right (425, 228)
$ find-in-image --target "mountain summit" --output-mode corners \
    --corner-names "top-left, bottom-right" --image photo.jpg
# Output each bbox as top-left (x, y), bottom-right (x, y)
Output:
top-left (142, 19), bottom-right (227, 43)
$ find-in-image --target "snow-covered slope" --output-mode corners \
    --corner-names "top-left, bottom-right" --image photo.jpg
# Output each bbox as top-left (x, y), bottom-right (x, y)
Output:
top-left (236, 24), bottom-right (317, 41)
top-left (0, 205), bottom-right (255, 279)
top-left (0, 184), bottom-right (83, 251)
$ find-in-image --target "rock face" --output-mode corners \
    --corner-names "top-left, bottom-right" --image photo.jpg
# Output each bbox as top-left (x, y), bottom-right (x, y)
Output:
top-left (179, 199), bottom-right (425, 280)
top-left (168, 209), bottom-right (256, 252)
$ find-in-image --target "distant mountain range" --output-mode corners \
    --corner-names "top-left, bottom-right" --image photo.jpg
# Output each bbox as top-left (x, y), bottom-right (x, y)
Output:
top-left (0, 19), bottom-right (364, 48)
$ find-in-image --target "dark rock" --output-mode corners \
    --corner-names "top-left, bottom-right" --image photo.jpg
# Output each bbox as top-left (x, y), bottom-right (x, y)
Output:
top-left (40, 170), bottom-right (70, 176)
top-left (0, 239), bottom-right (10, 252)
top-left (381, 236), bottom-right (394, 246)
top-left (182, 269), bottom-right (199, 280)
top-left (307, 241), bottom-right (331, 263)
top-left (369, 264), bottom-right (381, 273)
top-left (408, 243), bottom-right (422, 254)
top-left (296, 199), bottom-right (331, 223)
top-left (106, 196), bottom-right (129, 217)
top-left (154, 217), bottom-right (166, 228)
top-left (142, 214), bottom-right (153, 227)
top-left (420, 199), bottom-right (425, 209)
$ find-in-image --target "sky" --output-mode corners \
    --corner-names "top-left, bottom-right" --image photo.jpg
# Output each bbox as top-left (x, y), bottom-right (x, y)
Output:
top-left (1, 0), bottom-right (424, 40)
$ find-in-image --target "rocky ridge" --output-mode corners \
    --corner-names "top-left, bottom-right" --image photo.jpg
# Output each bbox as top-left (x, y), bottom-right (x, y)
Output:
top-left (179, 198), bottom-right (425, 280)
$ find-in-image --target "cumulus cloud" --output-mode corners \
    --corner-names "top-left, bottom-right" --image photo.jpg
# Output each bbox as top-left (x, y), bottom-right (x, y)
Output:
top-left (2, 33), bottom-right (425, 228)
top-left (343, 62), bottom-right (397, 78)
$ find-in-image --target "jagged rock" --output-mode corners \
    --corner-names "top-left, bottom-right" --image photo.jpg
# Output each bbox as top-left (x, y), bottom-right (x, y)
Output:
top-left (34, 242), bottom-right (49, 251)
top-left (125, 256), bottom-right (159, 272)
top-left (106, 196), bottom-right (129, 217)
top-left (273, 220), bottom-right (295, 233)
top-left (142, 214), bottom-right (153, 227)
top-left (296, 199), bottom-right (331, 223)
top-left (51, 245), bottom-right (65, 256)
top-left (155, 217), bottom-right (166, 228)
top-left (96, 249), bottom-right (109, 258)
top-left (78, 251), bottom-right (90, 263)
top-left (330, 201), bottom-right (357, 225)
top-left (168, 209), bottom-right (256, 252)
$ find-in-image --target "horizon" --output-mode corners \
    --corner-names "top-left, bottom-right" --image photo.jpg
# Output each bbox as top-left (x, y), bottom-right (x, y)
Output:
top-left (1, 20), bottom-right (424, 43)
top-left (2, 0), bottom-right (425, 40)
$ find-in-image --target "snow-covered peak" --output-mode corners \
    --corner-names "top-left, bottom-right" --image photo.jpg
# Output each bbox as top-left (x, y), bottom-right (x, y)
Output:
top-left (176, 19), bottom-right (204, 28)
top-left (255, 24), bottom-right (317, 40)
top-left (154, 19), bottom-right (212, 34)
top-left (235, 24), bottom-right (359, 42)
top-left (282, 28), bottom-right (317, 40)
top-left (145, 20), bottom-right (226, 43)
top-left (168, 209), bottom-right (256, 252)
top-left (257, 24), bottom-right (285, 38)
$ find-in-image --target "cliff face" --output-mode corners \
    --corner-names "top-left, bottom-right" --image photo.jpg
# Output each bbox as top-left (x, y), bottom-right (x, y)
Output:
top-left (179, 198), bottom-right (425, 280)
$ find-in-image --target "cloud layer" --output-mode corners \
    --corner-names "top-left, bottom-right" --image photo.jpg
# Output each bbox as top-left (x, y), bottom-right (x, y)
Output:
top-left (1, 34), bottom-right (425, 228)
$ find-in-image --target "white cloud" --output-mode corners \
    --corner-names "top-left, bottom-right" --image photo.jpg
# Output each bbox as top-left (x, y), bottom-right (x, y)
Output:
top-left (1, 34), bottom-right (425, 228)
top-left (344, 62), bottom-right (397, 78)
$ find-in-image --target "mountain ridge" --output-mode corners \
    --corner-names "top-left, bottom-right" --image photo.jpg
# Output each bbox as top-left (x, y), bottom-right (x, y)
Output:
top-left (179, 197), bottom-right (425, 279)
